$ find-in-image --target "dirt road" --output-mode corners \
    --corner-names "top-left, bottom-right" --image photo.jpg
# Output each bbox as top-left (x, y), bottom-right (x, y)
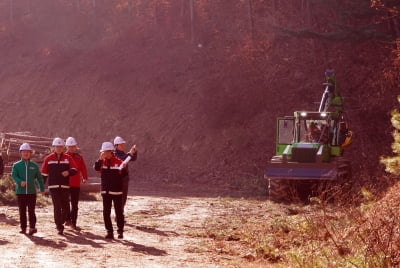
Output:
top-left (0, 184), bottom-right (269, 268)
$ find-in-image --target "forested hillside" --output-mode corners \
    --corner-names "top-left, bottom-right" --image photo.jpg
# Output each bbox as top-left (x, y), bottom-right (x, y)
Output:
top-left (0, 0), bottom-right (399, 194)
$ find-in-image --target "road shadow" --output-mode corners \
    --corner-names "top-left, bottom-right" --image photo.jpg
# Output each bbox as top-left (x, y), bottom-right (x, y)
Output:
top-left (120, 240), bottom-right (168, 256)
top-left (63, 230), bottom-right (104, 248)
top-left (25, 235), bottom-right (68, 249)
top-left (66, 230), bottom-right (167, 256)
top-left (135, 225), bottom-right (178, 237)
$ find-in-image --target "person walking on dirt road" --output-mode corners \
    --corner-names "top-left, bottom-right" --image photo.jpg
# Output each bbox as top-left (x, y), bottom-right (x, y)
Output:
top-left (11, 143), bottom-right (45, 235)
top-left (113, 136), bottom-right (137, 215)
top-left (64, 137), bottom-right (88, 230)
top-left (41, 137), bottom-right (78, 235)
top-left (95, 142), bottom-right (126, 239)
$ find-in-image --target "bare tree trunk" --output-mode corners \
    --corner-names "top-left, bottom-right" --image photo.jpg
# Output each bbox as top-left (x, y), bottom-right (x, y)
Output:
top-left (272, 0), bottom-right (278, 11)
top-left (9, 0), bottom-right (14, 22)
top-left (154, 1), bottom-right (158, 25)
top-left (28, 0), bottom-right (32, 14)
top-left (189, 0), bottom-right (195, 43)
top-left (303, 0), bottom-right (317, 64)
top-left (248, 0), bottom-right (254, 40)
top-left (181, 0), bottom-right (185, 17)
top-left (305, 0), bottom-right (311, 27)
top-left (393, 16), bottom-right (400, 38)
top-left (129, 0), bottom-right (133, 17)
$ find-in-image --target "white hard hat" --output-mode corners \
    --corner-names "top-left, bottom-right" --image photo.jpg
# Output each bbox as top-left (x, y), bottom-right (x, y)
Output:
top-left (52, 137), bottom-right (65, 146)
top-left (113, 136), bottom-right (126, 145)
top-left (19, 143), bottom-right (32, 151)
top-left (66, 137), bottom-right (77, 146)
top-left (100, 142), bottom-right (114, 152)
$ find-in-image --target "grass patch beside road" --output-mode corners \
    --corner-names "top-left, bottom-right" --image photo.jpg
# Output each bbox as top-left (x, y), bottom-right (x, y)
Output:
top-left (192, 195), bottom-right (399, 267)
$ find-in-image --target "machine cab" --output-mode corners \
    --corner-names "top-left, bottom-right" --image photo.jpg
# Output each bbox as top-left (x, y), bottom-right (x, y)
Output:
top-left (275, 111), bottom-right (345, 158)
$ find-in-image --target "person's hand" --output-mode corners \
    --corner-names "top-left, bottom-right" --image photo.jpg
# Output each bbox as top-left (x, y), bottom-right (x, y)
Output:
top-left (129, 145), bottom-right (137, 155)
top-left (61, 171), bottom-right (69, 177)
top-left (82, 179), bottom-right (88, 184)
top-left (21, 181), bottom-right (26, 187)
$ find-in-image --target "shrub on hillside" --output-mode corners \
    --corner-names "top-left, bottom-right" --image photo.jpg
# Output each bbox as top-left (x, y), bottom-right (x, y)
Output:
top-left (363, 182), bottom-right (400, 267)
top-left (0, 175), bottom-right (50, 206)
top-left (381, 96), bottom-right (400, 175)
top-left (0, 175), bottom-right (18, 205)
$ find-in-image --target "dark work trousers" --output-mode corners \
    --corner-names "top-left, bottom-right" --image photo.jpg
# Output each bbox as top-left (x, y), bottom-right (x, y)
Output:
top-left (17, 194), bottom-right (37, 230)
top-left (102, 193), bottom-right (124, 233)
top-left (67, 187), bottom-right (80, 226)
top-left (121, 175), bottom-right (129, 214)
top-left (50, 188), bottom-right (70, 231)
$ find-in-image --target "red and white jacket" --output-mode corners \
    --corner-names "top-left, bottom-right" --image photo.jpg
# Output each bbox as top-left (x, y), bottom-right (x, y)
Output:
top-left (94, 155), bottom-right (124, 194)
top-left (41, 152), bottom-right (78, 188)
top-left (65, 152), bottom-right (88, 187)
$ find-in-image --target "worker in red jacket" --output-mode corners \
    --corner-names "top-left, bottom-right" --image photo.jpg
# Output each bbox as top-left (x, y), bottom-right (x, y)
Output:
top-left (94, 142), bottom-right (126, 239)
top-left (65, 137), bottom-right (88, 230)
top-left (41, 137), bottom-right (78, 235)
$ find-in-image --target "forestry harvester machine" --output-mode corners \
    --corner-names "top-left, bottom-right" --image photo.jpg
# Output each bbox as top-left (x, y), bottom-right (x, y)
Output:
top-left (264, 69), bottom-right (353, 202)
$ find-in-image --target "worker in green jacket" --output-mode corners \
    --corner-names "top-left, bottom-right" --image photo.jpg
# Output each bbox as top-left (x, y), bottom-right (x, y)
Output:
top-left (11, 143), bottom-right (45, 235)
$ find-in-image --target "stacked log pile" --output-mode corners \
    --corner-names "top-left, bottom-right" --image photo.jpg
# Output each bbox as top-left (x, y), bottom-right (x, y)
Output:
top-left (0, 132), bottom-right (53, 174)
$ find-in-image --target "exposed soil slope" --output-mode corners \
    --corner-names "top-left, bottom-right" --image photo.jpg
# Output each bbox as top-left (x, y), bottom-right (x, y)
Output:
top-left (0, 1), bottom-right (399, 193)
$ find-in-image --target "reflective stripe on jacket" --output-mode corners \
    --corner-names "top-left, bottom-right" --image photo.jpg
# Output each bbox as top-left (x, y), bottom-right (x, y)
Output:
top-left (94, 156), bottom-right (124, 193)
top-left (41, 152), bottom-right (78, 187)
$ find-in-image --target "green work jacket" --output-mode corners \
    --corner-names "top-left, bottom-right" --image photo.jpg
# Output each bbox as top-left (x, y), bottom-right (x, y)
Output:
top-left (11, 159), bottom-right (44, 194)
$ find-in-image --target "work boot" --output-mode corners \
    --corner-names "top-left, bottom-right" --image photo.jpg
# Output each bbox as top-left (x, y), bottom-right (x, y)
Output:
top-left (72, 225), bottom-right (81, 231)
top-left (117, 231), bottom-right (123, 239)
top-left (19, 229), bottom-right (26, 234)
top-left (105, 232), bottom-right (114, 239)
top-left (28, 228), bottom-right (37, 235)
top-left (57, 228), bottom-right (64, 235)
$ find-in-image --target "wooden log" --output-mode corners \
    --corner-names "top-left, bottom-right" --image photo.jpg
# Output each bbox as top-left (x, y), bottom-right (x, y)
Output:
top-left (6, 150), bottom-right (20, 158)
top-left (81, 177), bottom-right (101, 192)
top-left (6, 158), bottom-right (45, 164)
top-left (3, 133), bottom-right (53, 142)
top-left (87, 176), bottom-right (101, 182)
top-left (7, 146), bottom-right (51, 155)
top-left (4, 131), bottom-right (32, 136)
top-left (6, 150), bottom-right (48, 159)
top-left (5, 139), bottom-right (52, 146)
top-left (3, 165), bottom-right (11, 174)
top-left (0, 138), bottom-right (6, 150)
top-left (7, 142), bottom-right (51, 151)
top-left (0, 132), bottom-right (53, 167)
top-left (80, 183), bottom-right (101, 192)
